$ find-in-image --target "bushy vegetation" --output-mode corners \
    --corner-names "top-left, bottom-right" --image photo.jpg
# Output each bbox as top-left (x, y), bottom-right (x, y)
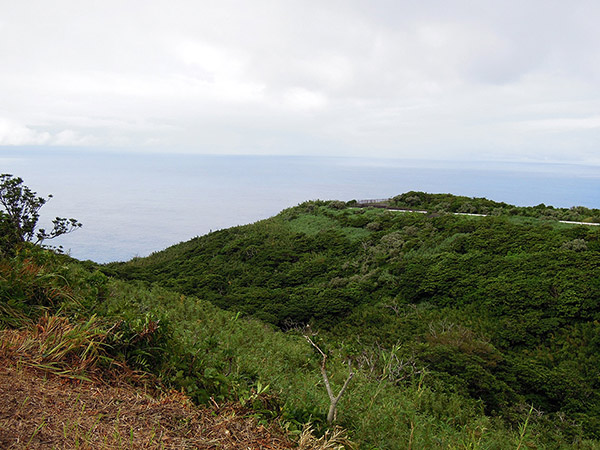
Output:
top-left (6, 246), bottom-right (595, 449)
top-left (3, 189), bottom-right (600, 448)
top-left (102, 194), bottom-right (600, 447)
top-left (389, 191), bottom-right (600, 223)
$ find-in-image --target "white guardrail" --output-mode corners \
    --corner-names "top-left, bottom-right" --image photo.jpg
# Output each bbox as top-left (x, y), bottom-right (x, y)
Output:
top-left (355, 199), bottom-right (600, 226)
top-left (356, 199), bottom-right (390, 204)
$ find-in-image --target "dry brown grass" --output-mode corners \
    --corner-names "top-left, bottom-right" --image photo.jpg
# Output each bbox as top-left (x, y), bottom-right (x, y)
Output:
top-left (0, 317), bottom-right (297, 449)
top-left (297, 425), bottom-right (355, 450)
top-left (0, 363), bottom-right (296, 449)
top-left (0, 314), bottom-right (115, 381)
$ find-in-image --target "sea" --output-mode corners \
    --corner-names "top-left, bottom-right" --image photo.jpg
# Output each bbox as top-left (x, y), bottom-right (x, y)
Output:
top-left (1, 148), bottom-right (599, 263)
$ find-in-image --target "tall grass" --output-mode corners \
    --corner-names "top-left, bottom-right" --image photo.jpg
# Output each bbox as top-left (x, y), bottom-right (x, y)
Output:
top-left (0, 314), bottom-right (110, 381)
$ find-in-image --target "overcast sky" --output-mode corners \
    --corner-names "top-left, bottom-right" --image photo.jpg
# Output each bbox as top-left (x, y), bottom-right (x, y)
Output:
top-left (1, 0), bottom-right (599, 163)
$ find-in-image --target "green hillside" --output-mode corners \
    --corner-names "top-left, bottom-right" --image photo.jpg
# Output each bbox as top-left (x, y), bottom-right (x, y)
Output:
top-left (3, 188), bottom-right (600, 449)
top-left (103, 193), bottom-right (600, 447)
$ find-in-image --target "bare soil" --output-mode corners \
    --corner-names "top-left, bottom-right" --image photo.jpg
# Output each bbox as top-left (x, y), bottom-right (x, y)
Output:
top-left (0, 328), bottom-right (295, 450)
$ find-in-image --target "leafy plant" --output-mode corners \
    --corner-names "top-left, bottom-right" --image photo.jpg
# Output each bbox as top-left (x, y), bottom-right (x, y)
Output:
top-left (0, 174), bottom-right (81, 254)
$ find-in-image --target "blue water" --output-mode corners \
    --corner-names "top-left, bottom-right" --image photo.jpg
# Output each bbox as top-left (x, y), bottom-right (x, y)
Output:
top-left (1, 148), bottom-right (599, 262)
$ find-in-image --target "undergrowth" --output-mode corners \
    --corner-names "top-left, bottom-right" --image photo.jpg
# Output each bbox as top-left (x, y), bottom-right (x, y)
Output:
top-left (2, 244), bottom-right (600, 449)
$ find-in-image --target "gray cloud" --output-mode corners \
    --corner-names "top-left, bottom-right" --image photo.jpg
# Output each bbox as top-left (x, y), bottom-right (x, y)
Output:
top-left (1, 0), bottom-right (599, 163)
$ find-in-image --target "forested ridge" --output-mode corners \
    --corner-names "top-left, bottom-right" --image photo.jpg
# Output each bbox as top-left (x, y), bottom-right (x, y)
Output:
top-left (104, 192), bottom-right (600, 446)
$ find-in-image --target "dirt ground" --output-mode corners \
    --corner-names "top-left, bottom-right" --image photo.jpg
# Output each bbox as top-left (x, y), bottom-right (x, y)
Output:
top-left (0, 326), bottom-right (295, 450)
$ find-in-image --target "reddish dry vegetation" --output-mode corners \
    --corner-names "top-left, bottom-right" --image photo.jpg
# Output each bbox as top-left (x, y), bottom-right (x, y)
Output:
top-left (0, 325), bottom-right (295, 449)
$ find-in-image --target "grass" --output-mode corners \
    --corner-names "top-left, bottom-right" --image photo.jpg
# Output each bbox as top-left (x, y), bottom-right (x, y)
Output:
top-left (285, 208), bottom-right (372, 241)
top-left (287, 214), bottom-right (340, 235)
top-left (0, 314), bottom-right (114, 381)
top-left (0, 318), bottom-right (298, 450)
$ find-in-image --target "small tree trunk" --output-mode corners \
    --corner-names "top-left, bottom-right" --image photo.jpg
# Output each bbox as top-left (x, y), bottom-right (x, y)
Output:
top-left (327, 402), bottom-right (337, 425)
top-left (305, 335), bottom-right (354, 425)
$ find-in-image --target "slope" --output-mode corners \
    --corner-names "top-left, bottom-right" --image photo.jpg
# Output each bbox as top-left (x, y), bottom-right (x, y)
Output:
top-left (107, 193), bottom-right (600, 445)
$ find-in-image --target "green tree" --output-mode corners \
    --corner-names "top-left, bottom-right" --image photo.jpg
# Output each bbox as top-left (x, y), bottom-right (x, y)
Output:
top-left (0, 174), bottom-right (81, 253)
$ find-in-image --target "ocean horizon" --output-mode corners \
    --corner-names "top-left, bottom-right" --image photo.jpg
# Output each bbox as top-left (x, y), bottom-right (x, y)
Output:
top-left (2, 148), bottom-right (599, 263)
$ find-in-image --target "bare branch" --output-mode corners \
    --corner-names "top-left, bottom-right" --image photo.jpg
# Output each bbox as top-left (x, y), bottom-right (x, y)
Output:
top-left (304, 334), bottom-right (325, 358)
top-left (304, 334), bottom-right (354, 425)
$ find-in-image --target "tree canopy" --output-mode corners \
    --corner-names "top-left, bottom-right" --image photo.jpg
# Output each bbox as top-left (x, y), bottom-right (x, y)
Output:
top-left (0, 174), bottom-right (81, 254)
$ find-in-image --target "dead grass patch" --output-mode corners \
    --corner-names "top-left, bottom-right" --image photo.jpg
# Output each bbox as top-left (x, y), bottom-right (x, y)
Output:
top-left (0, 317), bottom-right (295, 449)
top-left (0, 362), bottom-right (297, 449)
